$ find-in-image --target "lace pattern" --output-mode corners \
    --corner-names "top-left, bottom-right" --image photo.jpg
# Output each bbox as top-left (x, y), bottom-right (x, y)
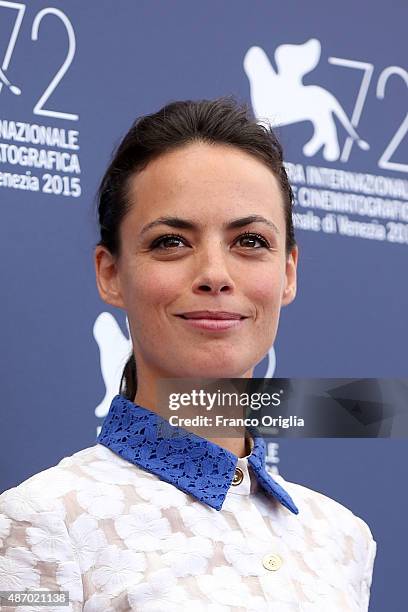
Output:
top-left (97, 394), bottom-right (298, 513)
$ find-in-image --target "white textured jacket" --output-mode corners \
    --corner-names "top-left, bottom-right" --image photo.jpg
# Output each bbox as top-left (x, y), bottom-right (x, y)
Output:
top-left (0, 395), bottom-right (376, 611)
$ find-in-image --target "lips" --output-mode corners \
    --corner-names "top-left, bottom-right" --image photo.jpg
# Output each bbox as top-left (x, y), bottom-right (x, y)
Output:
top-left (177, 311), bottom-right (246, 320)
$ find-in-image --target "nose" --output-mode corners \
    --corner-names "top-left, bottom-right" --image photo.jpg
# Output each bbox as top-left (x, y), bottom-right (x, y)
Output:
top-left (191, 241), bottom-right (235, 295)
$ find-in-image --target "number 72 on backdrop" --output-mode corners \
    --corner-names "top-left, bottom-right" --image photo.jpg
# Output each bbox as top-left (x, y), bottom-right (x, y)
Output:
top-left (1, 2), bottom-right (407, 172)
top-left (0, 1), bottom-right (78, 121)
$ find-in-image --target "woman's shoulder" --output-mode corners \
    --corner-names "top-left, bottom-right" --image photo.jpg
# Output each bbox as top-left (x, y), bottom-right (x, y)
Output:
top-left (0, 443), bottom-right (144, 519)
top-left (272, 471), bottom-right (376, 550)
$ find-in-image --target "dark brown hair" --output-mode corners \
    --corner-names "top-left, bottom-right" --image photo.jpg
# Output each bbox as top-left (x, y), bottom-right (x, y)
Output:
top-left (96, 96), bottom-right (296, 401)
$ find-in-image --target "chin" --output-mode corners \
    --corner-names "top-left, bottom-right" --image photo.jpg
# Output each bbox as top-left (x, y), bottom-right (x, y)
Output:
top-left (180, 360), bottom-right (254, 380)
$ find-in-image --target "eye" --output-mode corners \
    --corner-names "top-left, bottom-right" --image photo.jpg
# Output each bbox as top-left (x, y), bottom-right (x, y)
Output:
top-left (150, 233), bottom-right (188, 250)
top-left (149, 231), bottom-right (271, 251)
top-left (235, 231), bottom-right (270, 249)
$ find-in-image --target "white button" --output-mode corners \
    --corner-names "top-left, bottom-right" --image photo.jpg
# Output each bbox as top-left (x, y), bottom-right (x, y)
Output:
top-left (262, 553), bottom-right (283, 571)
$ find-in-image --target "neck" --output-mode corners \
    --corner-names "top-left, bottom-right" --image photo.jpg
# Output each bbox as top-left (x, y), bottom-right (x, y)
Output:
top-left (132, 358), bottom-right (254, 458)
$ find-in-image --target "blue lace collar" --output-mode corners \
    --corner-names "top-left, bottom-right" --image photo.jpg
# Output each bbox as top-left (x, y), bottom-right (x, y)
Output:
top-left (96, 394), bottom-right (299, 514)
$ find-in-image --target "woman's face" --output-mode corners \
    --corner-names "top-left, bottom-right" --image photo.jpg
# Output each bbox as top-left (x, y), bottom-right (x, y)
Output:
top-left (95, 142), bottom-right (298, 387)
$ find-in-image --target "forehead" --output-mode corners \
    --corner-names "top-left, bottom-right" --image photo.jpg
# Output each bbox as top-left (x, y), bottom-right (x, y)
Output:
top-left (125, 141), bottom-right (285, 226)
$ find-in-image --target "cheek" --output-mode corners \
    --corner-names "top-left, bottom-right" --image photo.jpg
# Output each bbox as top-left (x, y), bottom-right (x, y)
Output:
top-left (246, 267), bottom-right (284, 311)
top-left (122, 263), bottom-right (181, 312)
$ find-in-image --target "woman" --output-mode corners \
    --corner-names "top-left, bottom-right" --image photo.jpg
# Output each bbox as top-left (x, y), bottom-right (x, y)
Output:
top-left (0, 97), bottom-right (376, 611)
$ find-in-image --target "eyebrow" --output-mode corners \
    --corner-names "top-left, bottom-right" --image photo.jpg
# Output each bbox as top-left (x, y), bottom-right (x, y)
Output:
top-left (140, 215), bottom-right (280, 236)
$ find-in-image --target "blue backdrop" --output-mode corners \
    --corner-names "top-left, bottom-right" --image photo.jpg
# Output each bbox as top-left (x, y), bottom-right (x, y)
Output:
top-left (1, 2), bottom-right (407, 610)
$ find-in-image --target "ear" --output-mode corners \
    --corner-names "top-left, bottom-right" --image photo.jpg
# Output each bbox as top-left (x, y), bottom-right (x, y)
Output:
top-left (94, 245), bottom-right (126, 309)
top-left (282, 245), bottom-right (298, 306)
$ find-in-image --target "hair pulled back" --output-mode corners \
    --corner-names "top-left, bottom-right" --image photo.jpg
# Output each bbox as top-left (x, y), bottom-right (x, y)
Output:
top-left (96, 96), bottom-right (296, 401)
